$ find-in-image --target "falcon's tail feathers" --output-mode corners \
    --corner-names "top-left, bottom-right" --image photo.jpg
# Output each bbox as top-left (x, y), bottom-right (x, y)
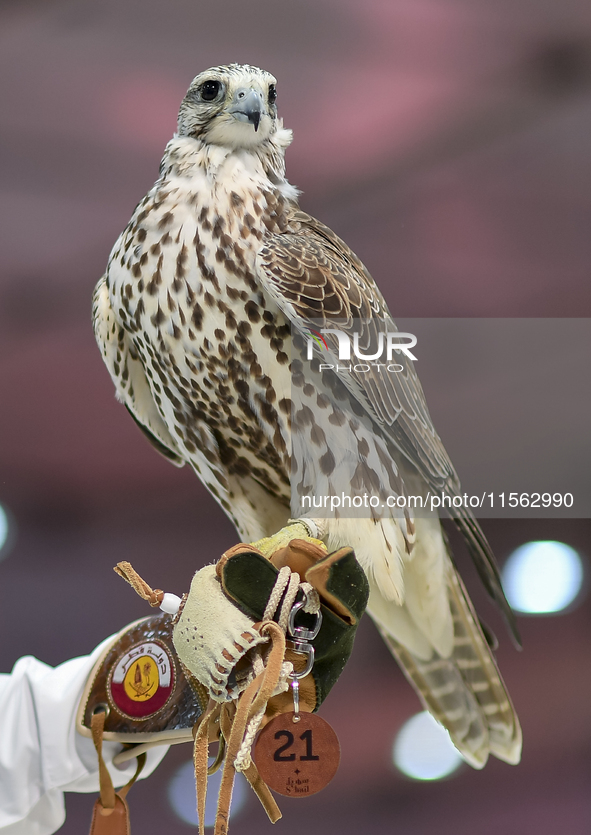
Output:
top-left (378, 564), bottom-right (522, 769)
top-left (453, 509), bottom-right (521, 648)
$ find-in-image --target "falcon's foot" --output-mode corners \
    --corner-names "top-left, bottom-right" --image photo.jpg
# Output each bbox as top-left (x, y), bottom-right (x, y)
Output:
top-left (251, 518), bottom-right (327, 558)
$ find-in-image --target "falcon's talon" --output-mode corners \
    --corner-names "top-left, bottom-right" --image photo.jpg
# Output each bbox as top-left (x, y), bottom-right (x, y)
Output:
top-left (251, 523), bottom-right (326, 559)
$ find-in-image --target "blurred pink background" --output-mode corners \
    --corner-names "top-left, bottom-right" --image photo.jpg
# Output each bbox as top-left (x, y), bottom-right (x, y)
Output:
top-left (0, 1), bottom-right (590, 832)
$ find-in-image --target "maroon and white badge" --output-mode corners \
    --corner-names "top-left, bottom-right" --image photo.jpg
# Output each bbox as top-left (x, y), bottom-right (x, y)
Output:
top-left (108, 641), bottom-right (175, 719)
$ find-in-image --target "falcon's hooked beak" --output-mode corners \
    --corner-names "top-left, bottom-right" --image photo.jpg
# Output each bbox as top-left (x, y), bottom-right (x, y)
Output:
top-left (228, 88), bottom-right (264, 132)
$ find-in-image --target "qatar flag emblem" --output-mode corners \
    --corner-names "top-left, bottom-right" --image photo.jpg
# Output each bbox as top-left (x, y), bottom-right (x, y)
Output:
top-left (109, 640), bottom-right (175, 719)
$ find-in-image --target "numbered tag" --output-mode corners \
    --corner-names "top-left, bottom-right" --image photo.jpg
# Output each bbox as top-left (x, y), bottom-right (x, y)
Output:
top-left (253, 712), bottom-right (340, 797)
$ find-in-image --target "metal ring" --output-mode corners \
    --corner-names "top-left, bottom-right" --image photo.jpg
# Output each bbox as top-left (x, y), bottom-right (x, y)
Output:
top-left (92, 703), bottom-right (111, 719)
top-left (285, 642), bottom-right (315, 678)
top-left (288, 597), bottom-right (322, 641)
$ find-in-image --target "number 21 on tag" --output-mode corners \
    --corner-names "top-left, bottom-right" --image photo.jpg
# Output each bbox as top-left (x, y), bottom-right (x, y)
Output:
top-left (254, 712), bottom-right (340, 797)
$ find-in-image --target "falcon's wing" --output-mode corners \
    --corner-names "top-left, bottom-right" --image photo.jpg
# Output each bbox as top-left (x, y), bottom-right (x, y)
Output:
top-left (258, 210), bottom-right (457, 490)
top-left (256, 211), bottom-right (519, 643)
top-left (92, 276), bottom-right (185, 467)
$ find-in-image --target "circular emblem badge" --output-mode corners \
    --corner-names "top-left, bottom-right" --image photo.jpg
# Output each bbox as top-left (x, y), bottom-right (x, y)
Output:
top-left (109, 641), bottom-right (175, 719)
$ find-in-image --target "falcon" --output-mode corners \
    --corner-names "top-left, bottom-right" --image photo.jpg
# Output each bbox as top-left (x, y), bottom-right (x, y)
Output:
top-left (93, 64), bottom-right (521, 768)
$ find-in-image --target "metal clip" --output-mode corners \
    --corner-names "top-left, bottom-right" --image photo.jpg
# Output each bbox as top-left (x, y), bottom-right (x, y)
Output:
top-left (286, 589), bottom-right (322, 722)
top-left (287, 592), bottom-right (322, 643)
top-left (285, 641), bottom-right (316, 678)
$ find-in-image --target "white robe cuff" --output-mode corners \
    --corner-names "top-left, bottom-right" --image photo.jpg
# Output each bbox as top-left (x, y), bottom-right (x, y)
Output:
top-left (0, 638), bottom-right (168, 834)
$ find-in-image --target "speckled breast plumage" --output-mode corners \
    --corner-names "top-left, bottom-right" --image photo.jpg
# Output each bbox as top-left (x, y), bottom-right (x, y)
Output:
top-left (98, 141), bottom-right (298, 524)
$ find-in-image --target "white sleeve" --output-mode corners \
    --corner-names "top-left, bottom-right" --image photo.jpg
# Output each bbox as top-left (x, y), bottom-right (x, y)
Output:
top-left (0, 638), bottom-right (169, 835)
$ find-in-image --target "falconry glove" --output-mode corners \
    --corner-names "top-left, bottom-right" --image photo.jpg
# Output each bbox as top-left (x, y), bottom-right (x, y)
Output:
top-left (78, 536), bottom-right (368, 835)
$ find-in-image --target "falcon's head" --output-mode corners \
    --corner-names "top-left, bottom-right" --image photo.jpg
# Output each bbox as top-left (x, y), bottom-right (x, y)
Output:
top-left (177, 64), bottom-right (280, 149)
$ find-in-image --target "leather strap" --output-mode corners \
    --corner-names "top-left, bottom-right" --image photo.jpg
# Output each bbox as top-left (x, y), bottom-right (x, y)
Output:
top-left (89, 711), bottom-right (146, 835)
top-left (193, 622), bottom-right (285, 835)
top-left (91, 712), bottom-right (116, 812)
top-left (89, 796), bottom-right (130, 835)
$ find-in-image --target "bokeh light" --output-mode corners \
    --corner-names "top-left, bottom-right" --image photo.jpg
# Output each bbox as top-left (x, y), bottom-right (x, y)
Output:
top-left (393, 711), bottom-right (463, 781)
top-left (502, 541), bottom-right (584, 614)
top-left (0, 503), bottom-right (11, 559)
top-left (167, 759), bottom-right (248, 827)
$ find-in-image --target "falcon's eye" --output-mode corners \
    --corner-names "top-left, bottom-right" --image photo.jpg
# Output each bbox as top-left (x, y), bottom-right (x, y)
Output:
top-left (201, 80), bottom-right (221, 102)
top-left (268, 85), bottom-right (277, 104)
